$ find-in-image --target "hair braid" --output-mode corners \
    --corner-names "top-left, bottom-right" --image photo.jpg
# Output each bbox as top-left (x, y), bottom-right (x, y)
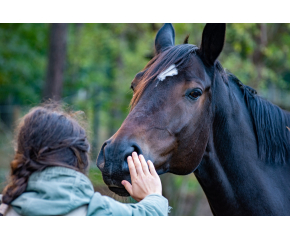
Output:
top-left (2, 152), bottom-right (38, 205)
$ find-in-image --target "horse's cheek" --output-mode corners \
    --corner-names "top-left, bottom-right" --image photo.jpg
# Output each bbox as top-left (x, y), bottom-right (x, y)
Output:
top-left (174, 115), bottom-right (210, 174)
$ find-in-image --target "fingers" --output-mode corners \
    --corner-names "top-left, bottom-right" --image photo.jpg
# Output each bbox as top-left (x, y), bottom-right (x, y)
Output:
top-left (148, 160), bottom-right (158, 177)
top-left (127, 156), bottom-right (137, 180)
top-left (129, 152), bottom-right (155, 177)
top-left (139, 154), bottom-right (150, 175)
top-left (132, 152), bottom-right (144, 176)
top-left (121, 180), bottom-right (133, 196)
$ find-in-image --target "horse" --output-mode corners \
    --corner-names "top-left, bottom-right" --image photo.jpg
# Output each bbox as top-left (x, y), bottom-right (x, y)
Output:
top-left (96, 23), bottom-right (290, 215)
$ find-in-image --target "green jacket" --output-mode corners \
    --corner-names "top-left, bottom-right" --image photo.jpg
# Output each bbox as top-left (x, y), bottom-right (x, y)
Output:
top-left (9, 167), bottom-right (169, 216)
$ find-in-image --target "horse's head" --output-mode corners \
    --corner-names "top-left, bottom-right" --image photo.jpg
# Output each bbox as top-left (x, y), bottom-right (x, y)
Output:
top-left (97, 23), bottom-right (226, 196)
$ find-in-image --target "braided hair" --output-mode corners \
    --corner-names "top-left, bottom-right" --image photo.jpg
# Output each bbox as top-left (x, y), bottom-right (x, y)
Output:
top-left (0, 104), bottom-right (90, 215)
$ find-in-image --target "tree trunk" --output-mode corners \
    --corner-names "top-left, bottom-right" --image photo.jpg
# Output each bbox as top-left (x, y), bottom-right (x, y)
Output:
top-left (43, 23), bottom-right (68, 101)
top-left (252, 23), bottom-right (267, 89)
top-left (91, 87), bottom-right (101, 160)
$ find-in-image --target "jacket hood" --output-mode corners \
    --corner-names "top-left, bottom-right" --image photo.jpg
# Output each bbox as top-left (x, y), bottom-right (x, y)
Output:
top-left (11, 167), bottom-right (94, 216)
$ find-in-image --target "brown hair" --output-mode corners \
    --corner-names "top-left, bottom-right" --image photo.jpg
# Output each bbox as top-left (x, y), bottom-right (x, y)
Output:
top-left (1, 103), bottom-right (90, 208)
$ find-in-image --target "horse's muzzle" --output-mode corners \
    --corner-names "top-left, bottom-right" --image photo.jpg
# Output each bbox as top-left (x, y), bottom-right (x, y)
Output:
top-left (96, 138), bottom-right (143, 196)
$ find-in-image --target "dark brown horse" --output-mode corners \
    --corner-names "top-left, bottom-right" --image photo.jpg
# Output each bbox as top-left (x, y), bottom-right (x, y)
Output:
top-left (97, 23), bottom-right (290, 215)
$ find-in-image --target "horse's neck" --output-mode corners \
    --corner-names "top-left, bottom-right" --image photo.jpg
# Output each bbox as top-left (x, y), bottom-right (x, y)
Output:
top-left (194, 75), bottom-right (290, 215)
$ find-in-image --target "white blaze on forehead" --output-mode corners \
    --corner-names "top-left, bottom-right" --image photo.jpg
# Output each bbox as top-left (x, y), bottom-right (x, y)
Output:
top-left (157, 64), bottom-right (178, 82)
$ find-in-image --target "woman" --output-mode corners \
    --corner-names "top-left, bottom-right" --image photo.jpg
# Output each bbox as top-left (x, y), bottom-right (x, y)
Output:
top-left (0, 104), bottom-right (168, 216)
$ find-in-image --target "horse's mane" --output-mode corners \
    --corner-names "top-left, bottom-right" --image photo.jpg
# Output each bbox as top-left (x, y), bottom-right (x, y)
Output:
top-left (130, 44), bottom-right (198, 109)
top-left (228, 73), bottom-right (290, 165)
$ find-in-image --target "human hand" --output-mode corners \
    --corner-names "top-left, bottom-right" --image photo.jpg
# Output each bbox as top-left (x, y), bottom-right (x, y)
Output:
top-left (121, 152), bottom-right (162, 202)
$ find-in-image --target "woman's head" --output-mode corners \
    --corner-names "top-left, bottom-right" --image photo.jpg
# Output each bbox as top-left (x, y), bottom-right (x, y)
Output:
top-left (1, 104), bottom-right (90, 205)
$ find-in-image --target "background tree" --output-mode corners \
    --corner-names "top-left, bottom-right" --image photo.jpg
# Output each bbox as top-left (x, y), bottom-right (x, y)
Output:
top-left (43, 23), bottom-right (68, 101)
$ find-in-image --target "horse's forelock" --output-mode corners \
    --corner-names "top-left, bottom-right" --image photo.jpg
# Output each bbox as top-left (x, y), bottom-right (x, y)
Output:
top-left (130, 44), bottom-right (198, 110)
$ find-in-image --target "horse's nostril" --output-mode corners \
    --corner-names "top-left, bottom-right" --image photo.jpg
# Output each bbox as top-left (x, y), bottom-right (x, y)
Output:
top-left (132, 144), bottom-right (142, 155)
top-left (96, 141), bottom-right (108, 171)
top-left (124, 143), bottom-right (143, 160)
top-left (122, 143), bottom-right (143, 172)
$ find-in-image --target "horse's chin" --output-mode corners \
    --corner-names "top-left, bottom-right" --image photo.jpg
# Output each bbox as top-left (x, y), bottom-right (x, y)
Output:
top-left (109, 186), bottom-right (130, 197)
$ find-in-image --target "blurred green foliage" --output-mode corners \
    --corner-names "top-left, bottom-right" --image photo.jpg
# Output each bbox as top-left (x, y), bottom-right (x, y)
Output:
top-left (1, 23), bottom-right (290, 109)
top-left (0, 23), bottom-right (48, 104)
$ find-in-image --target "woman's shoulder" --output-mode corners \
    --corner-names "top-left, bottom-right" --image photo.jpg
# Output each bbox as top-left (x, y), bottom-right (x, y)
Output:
top-left (9, 167), bottom-right (95, 216)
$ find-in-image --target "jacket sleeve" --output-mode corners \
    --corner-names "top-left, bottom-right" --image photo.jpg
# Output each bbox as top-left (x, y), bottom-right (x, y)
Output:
top-left (87, 193), bottom-right (169, 216)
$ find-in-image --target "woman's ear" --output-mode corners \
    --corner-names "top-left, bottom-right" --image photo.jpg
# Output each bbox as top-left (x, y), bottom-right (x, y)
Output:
top-left (199, 23), bottom-right (226, 66)
top-left (155, 23), bottom-right (175, 55)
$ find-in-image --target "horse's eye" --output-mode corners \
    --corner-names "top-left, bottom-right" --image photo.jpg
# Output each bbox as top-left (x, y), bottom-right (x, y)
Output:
top-left (188, 89), bottom-right (202, 100)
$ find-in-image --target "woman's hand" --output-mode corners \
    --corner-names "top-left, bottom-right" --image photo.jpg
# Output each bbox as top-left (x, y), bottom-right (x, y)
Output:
top-left (121, 152), bottom-right (162, 202)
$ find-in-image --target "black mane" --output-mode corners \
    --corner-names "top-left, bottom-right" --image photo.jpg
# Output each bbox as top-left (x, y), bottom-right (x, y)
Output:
top-left (228, 73), bottom-right (290, 164)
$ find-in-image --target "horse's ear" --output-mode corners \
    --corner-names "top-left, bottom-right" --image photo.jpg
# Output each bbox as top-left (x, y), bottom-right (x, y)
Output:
top-left (155, 23), bottom-right (175, 55)
top-left (199, 23), bottom-right (226, 66)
